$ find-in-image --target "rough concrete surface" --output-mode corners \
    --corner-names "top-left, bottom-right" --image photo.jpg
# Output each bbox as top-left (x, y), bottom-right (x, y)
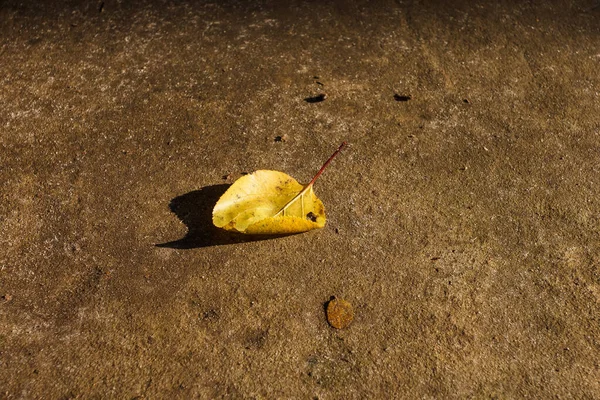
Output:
top-left (1, 0), bottom-right (600, 398)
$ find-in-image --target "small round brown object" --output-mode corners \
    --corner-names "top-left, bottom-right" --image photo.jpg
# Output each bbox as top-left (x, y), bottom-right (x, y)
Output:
top-left (326, 297), bottom-right (354, 329)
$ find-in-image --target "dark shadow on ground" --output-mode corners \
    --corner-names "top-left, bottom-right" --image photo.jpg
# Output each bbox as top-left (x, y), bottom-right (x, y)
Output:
top-left (156, 184), bottom-right (289, 249)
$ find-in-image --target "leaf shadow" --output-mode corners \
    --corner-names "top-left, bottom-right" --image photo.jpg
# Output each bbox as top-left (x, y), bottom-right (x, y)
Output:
top-left (156, 184), bottom-right (289, 249)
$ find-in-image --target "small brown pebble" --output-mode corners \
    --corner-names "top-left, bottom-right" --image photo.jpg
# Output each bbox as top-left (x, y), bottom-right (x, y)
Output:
top-left (2, 294), bottom-right (12, 302)
top-left (326, 296), bottom-right (354, 329)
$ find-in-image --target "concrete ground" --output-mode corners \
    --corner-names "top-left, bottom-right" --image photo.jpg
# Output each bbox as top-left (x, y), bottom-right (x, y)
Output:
top-left (1, 0), bottom-right (600, 398)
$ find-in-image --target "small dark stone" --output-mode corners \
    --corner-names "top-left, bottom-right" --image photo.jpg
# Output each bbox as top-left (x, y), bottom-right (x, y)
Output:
top-left (394, 94), bottom-right (411, 101)
top-left (305, 94), bottom-right (327, 103)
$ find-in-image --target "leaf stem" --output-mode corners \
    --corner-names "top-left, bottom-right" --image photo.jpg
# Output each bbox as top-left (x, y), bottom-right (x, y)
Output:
top-left (274, 142), bottom-right (347, 218)
top-left (307, 141), bottom-right (347, 188)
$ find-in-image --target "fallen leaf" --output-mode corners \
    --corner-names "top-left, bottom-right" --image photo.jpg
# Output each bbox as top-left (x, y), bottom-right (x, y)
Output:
top-left (212, 142), bottom-right (346, 234)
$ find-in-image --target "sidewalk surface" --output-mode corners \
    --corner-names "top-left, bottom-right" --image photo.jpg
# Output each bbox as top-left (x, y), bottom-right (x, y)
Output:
top-left (1, 0), bottom-right (599, 398)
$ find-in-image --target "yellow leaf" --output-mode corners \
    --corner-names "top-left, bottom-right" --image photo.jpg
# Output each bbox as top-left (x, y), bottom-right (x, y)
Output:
top-left (212, 142), bottom-right (346, 235)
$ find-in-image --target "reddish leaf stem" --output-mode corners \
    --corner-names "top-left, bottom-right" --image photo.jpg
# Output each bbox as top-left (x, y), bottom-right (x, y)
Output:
top-left (275, 141), bottom-right (347, 218)
top-left (307, 141), bottom-right (347, 187)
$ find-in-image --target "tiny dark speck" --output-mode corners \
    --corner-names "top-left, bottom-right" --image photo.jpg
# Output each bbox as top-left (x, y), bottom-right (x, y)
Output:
top-left (274, 136), bottom-right (283, 142)
top-left (305, 94), bottom-right (327, 103)
top-left (394, 94), bottom-right (411, 102)
top-left (306, 212), bottom-right (318, 222)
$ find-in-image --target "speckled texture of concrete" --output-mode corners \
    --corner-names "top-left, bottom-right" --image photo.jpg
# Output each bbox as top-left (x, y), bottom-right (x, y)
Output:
top-left (1, 0), bottom-right (600, 398)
